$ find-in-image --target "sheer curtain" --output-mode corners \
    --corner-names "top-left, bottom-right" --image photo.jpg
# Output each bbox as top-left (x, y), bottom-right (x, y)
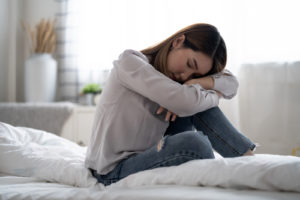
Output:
top-left (56, 0), bottom-right (300, 105)
top-left (76, 0), bottom-right (300, 70)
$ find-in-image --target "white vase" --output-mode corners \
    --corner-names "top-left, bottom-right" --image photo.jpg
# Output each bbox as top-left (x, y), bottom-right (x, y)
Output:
top-left (24, 53), bottom-right (57, 102)
top-left (85, 94), bottom-right (95, 106)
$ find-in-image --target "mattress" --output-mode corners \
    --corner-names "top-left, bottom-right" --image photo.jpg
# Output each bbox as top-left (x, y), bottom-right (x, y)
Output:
top-left (1, 122), bottom-right (300, 200)
top-left (1, 174), bottom-right (300, 200)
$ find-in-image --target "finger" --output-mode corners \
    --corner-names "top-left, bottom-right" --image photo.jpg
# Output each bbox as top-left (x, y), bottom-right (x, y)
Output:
top-left (156, 106), bottom-right (165, 114)
top-left (165, 111), bottom-right (172, 121)
top-left (171, 114), bottom-right (177, 121)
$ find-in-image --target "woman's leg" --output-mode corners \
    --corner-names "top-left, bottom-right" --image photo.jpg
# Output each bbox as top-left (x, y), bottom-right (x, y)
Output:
top-left (191, 107), bottom-right (256, 157)
top-left (92, 131), bottom-right (214, 186)
top-left (164, 117), bottom-right (194, 136)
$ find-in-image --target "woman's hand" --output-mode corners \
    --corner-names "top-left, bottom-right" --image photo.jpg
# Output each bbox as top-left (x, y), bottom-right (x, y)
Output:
top-left (184, 76), bottom-right (214, 90)
top-left (184, 76), bottom-right (223, 99)
top-left (156, 106), bottom-right (177, 121)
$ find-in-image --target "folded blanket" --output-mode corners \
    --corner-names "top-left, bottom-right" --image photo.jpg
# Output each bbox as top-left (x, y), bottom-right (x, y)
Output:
top-left (0, 122), bottom-right (300, 192)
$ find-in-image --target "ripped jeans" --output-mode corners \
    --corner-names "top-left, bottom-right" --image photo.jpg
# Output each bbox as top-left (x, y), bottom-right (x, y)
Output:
top-left (91, 107), bottom-right (256, 186)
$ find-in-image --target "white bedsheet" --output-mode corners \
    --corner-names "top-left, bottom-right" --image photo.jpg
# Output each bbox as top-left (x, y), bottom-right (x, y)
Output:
top-left (1, 121), bottom-right (300, 198)
top-left (1, 174), bottom-right (300, 200)
top-left (115, 154), bottom-right (300, 192)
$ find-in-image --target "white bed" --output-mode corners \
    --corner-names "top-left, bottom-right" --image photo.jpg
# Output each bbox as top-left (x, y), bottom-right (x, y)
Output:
top-left (1, 177), bottom-right (300, 200)
top-left (1, 122), bottom-right (300, 200)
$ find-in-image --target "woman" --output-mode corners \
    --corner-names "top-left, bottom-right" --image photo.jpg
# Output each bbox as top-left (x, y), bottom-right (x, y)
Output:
top-left (85, 23), bottom-right (256, 186)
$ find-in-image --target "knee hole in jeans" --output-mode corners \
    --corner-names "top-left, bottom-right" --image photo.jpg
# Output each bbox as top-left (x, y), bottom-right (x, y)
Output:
top-left (179, 132), bottom-right (214, 159)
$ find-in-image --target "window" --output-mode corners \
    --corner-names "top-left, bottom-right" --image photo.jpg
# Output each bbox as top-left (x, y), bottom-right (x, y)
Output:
top-left (56, 0), bottom-right (300, 101)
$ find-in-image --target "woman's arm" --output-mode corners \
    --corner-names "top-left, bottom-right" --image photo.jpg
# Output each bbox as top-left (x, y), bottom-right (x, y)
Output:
top-left (211, 70), bottom-right (239, 99)
top-left (157, 76), bottom-right (222, 121)
top-left (184, 76), bottom-right (214, 90)
top-left (114, 50), bottom-right (219, 117)
top-left (184, 70), bottom-right (239, 99)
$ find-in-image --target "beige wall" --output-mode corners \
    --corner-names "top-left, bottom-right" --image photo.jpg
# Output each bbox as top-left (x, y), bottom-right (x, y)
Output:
top-left (0, 0), bottom-right (10, 102)
top-left (0, 0), bottom-right (57, 102)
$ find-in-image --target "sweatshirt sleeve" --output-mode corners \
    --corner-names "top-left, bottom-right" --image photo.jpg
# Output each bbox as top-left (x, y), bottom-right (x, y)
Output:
top-left (114, 50), bottom-right (219, 117)
top-left (212, 69), bottom-right (239, 99)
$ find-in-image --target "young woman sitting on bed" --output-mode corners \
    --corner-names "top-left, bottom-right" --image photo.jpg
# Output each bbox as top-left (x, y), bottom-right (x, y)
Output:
top-left (85, 23), bottom-right (256, 186)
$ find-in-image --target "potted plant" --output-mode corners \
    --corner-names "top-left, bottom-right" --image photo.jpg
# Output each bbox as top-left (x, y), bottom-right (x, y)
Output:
top-left (80, 83), bottom-right (102, 105)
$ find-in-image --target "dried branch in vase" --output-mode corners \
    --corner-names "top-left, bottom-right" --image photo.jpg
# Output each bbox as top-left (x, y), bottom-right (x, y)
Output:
top-left (21, 18), bottom-right (56, 55)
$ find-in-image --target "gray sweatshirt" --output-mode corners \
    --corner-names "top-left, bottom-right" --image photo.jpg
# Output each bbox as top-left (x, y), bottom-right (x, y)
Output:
top-left (85, 50), bottom-right (239, 174)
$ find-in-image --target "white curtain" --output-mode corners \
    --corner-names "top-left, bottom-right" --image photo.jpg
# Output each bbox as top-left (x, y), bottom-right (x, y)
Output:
top-left (238, 61), bottom-right (300, 155)
top-left (55, 0), bottom-right (300, 103)
top-left (55, 0), bottom-right (80, 102)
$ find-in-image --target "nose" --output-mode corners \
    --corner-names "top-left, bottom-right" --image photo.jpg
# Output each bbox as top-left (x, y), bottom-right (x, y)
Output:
top-left (180, 70), bottom-right (193, 82)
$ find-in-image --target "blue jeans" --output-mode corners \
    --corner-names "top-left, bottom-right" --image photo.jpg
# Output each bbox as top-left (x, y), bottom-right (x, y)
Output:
top-left (91, 107), bottom-right (256, 186)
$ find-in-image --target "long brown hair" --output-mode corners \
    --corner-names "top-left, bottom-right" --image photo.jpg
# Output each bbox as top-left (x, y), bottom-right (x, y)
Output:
top-left (141, 23), bottom-right (227, 78)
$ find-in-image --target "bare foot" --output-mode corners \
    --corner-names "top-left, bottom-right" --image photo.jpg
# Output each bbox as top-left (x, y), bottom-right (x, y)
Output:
top-left (243, 149), bottom-right (254, 156)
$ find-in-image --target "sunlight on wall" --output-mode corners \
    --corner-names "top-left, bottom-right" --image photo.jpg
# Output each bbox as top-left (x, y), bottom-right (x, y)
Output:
top-left (242, 0), bottom-right (300, 63)
top-left (75, 0), bottom-right (300, 72)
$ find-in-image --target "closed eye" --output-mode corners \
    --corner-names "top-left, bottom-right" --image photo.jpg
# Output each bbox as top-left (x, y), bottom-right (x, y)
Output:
top-left (187, 60), bottom-right (202, 78)
top-left (187, 61), bottom-right (192, 69)
top-left (193, 74), bottom-right (202, 79)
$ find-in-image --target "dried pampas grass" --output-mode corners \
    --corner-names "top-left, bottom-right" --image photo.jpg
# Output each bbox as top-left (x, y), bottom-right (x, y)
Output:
top-left (21, 18), bottom-right (56, 55)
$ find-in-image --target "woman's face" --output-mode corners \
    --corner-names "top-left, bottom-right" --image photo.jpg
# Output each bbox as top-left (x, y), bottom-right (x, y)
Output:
top-left (167, 35), bottom-right (213, 83)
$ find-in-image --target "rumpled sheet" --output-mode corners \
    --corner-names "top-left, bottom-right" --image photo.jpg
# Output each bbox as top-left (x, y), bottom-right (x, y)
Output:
top-left (0, 122), bottom-right (300, 192)
top-left (0, 122), bottom-right (98, 188)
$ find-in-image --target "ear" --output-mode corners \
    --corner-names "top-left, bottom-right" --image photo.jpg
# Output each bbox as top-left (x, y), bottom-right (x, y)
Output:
top-left (172, 34), bottom-right (185, 49)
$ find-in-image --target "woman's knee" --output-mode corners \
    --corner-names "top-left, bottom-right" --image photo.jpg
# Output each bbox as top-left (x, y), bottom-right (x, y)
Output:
top-left (166, 131), bottom-right (214, 159)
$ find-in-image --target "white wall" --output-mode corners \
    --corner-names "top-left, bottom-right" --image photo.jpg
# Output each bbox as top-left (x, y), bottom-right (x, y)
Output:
top-left (0, 0), bottom-right (10, 102)
top-left (0, 0), bottom-right (57, 102)
top-left (0, 0), bottom-right (24, 102)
